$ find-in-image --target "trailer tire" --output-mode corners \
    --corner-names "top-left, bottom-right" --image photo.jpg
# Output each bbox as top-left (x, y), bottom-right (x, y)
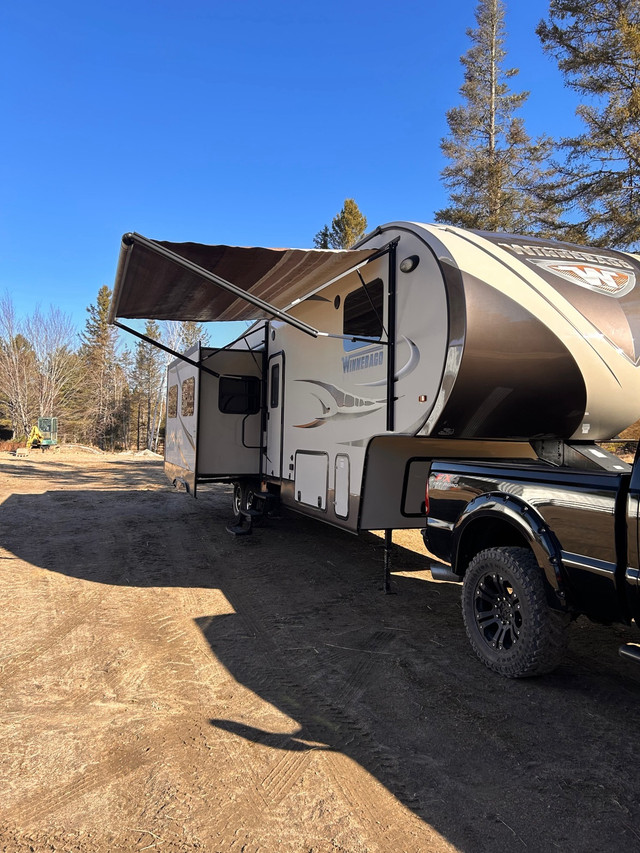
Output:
top-left (461, 546), bottom-right (569, 678)
top-left (232, 480), bottom-right (259, 520)
top-left (232, 481), bottom-right (247, 520)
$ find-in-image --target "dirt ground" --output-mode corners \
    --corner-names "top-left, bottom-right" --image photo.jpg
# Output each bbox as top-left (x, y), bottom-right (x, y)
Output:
top-left (1, 450), bottom-right (640, 853)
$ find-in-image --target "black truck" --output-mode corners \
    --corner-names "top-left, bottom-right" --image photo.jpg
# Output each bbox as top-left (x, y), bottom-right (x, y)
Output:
top-left (422, 440), bottom-right (640, 678)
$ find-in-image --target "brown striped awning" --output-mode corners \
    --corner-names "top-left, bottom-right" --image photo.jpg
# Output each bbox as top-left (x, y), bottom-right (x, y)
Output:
top-left (109, 232), bottom-right (376, 325)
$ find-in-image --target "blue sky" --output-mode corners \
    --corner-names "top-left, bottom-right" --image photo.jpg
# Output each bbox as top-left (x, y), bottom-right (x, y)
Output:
top-left (0, 1), bottom-right (581, 345)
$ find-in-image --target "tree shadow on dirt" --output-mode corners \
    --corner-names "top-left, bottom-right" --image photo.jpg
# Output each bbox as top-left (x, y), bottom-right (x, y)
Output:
top-left (1, 457), bottom-right (166, 490)
top-left (4, 483), bottom-right (640, 851)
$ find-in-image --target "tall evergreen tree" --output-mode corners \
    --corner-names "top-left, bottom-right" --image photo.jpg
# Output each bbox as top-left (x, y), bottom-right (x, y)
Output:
top-left (79, 285), bottom-right (121, 448)
top-left (313, 225), bottom-right (331, 249)
top-left (176, 321), bottom-right (210, 350)
top-left (537, 1), bottom-right (640, 248)
top-left (313, 200), bottom-right (368, 248)
top-left (436, 0), bottom-right (557, 233)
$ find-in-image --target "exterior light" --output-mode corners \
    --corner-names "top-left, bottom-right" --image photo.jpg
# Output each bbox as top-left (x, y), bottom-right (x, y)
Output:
top-left (399, 255), bottom-right (419, 273)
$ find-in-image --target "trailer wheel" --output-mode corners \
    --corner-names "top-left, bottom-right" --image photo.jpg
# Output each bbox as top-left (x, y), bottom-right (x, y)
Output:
top-left (232, 481), bottom-right (258, 519)
top-left (232, 482), bottom-right (246, 519)
top-left (461, 547), bottom-right (569, 678)
top-left (244, 483), bottom-right (257, 512)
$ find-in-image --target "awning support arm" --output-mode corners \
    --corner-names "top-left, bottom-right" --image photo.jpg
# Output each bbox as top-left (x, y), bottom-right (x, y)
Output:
top-left (112, 320), bottom-right (221, 378)
top-left (121, 233), bottom-right (321, 338)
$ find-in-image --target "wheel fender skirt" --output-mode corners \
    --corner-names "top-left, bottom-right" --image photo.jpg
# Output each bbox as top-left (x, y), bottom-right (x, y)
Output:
top-left (453, 494), bottom-right (565, 606)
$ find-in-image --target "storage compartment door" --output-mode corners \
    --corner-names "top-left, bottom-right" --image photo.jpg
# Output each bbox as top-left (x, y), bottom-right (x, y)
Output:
top-left (334, 454), bottom-right (350, 518)
top-left (295, 452), bottom-right (328, 510)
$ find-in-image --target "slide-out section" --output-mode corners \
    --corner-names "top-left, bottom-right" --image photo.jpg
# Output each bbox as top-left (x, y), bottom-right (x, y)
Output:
top-left (165, 346), bottom-right (263, 495)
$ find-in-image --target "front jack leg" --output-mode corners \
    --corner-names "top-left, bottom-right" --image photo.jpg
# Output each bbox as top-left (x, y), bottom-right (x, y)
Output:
top-left (383, 528), bottom-right (394, 594)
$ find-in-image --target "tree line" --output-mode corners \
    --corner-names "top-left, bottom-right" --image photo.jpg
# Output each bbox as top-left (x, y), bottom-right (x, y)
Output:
top-left (2, 0), bottom-right (639, 444)
top-left (0, 285), bottom-right (209, 449)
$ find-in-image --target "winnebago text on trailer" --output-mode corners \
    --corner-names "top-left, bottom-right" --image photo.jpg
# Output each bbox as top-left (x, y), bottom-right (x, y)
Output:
top-left (109, 222), bottom-right (640, 675)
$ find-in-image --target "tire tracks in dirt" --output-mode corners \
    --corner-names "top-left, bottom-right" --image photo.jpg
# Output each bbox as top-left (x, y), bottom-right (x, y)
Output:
top-left (0, 493), bottom-right (127, 687)
top-left (138, 504), bottom-right (413, 844)
top-left (193, 533), bottom-right (434, 851)
top-left (4, 736), bottom-right (158, 825)
top-left (0, 589), bottom-right (105, 684)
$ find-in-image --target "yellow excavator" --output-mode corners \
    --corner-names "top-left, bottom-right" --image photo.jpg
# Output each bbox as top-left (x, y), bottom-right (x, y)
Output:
top-left (26, 418), bottom-right (58, 450)
top-left (26, 424), bottom-right (44, 449)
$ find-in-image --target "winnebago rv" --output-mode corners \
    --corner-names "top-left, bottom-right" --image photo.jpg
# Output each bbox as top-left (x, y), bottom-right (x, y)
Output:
top-left (109, 222), bottom-right (640, 541)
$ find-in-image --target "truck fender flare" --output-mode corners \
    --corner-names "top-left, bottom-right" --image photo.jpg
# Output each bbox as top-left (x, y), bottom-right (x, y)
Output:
top-left (452, 493), bottom-right (565, 603)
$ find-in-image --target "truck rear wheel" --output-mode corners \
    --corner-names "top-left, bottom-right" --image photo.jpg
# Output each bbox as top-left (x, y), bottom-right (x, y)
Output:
top-left (461, 546), bottom-right (569, 678)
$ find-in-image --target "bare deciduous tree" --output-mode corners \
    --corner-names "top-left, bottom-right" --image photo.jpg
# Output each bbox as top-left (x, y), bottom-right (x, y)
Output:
top-left (24, 306), bottom-right (81, 421)
top-left (0, 294), bottom-right (38, 437)
top-left (0, 295), bottom-right (82, 439)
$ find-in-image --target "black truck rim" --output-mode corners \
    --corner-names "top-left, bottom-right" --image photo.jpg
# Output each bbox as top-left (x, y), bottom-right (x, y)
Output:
top-left (473, 572), bottom-right (523, 651)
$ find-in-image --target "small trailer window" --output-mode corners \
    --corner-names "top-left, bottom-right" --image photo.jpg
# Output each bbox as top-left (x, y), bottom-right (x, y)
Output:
top-left (343, 277), bottom-right (384, 340)
top-left (181, 377), bottom-right (195, 416)
top-left (219, 376), bottom-right (261, 415)
top-left (167, 384), bottom-right (178, 419)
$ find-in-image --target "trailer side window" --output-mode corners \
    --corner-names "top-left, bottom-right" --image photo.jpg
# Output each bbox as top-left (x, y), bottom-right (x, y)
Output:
top-left (343, 277), bottom-right (384, 340)
top-left (270, 364), bottom-right (280, 408)
top-left (181, 377), bottom-right (195, 416)
top-left (167, 384), bottom-right (178, 419)
top-left (219, 376), bottom-right (261, 415)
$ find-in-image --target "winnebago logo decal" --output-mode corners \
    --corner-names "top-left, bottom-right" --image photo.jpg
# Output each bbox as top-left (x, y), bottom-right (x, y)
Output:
top-left (497, 241), bottom-right (636, 298)
top-left (342, 347), bottom-right (384, 375)
top-left (341, 336), bottom-right (420, 387)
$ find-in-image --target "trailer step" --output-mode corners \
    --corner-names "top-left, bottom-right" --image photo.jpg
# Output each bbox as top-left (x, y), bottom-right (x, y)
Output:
top-left (429, 562), bottom-right (461, 583)
top-left (618, 643), bottom-right (640, 663)
top-left (226, 509), bottom-right (254, 536)
top-left (253, 491), bottom-right (281, 518)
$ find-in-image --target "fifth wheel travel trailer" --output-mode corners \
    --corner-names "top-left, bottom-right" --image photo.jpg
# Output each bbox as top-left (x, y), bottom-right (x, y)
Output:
top-left (109, 221), bottom-right (640, 572)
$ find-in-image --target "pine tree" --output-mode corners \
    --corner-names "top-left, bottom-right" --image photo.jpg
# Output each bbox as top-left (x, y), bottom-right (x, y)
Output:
top-left (436, 0), bottom-right (557, 233)
top-left (177, 321), bottom-right (210, 349)
top-left (313, 200), bottom-right (368, 248)
top-left (78, 285), bottom-right (121, 448)
top-left (313, 225), bottom-right (331, 249)
top-left (537, 1), bottom-right (640, 248)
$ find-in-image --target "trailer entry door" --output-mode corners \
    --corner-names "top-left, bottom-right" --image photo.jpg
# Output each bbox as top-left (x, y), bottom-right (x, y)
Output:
top-left (266, 353), bottom-right (284, 478)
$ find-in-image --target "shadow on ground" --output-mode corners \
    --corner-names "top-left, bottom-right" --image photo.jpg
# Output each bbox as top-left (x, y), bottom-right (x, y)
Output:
top-left (3, 482), bottom-right (640, 851)
top-left (1, 456), bottom-right (165, 490)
